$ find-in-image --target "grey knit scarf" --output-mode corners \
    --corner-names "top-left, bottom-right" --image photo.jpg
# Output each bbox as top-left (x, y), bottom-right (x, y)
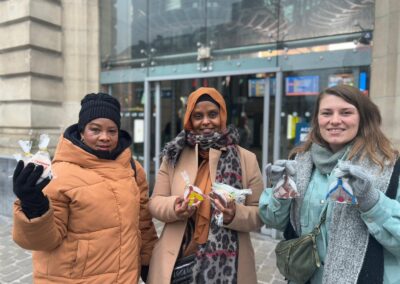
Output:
top-left (310, 143), bottom-right (349, 175)
top-left (291, 144), bottom-right (394, 284)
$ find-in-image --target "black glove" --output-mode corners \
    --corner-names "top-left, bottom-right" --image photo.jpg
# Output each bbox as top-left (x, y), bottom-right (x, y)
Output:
top-left (140, 265), bottom-right (149, 283)
top-left (13, 160), bottom-right (50, 219)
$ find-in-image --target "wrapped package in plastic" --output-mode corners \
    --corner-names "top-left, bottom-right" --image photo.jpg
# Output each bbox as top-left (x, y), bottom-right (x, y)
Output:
top-left (14, 139), bottom-right (33, 164)
top-left (14, 134), bottom-right (52, 184)
top-left (210, 182), bottom-right (252, 225)
top-left (273, 175), bottom-right (300, 199)
top-left (326, 177), bottom-right (357, 204)
top-left (181, 171), bottom-right (204, 207)
top-left (29, 134), bottom-right (52, 183)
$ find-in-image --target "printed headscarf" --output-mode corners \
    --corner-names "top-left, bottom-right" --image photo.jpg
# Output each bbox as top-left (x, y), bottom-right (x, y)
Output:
top-left (183, 87), bottom-right (227, 131)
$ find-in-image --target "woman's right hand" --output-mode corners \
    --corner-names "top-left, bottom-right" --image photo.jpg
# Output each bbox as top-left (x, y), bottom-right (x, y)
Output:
top-left (174, 196), bottom-right (198, 219)
top-left (265, 160), bottom-right (297, 186)
top-left (13, 160), bottom-right (50, 219)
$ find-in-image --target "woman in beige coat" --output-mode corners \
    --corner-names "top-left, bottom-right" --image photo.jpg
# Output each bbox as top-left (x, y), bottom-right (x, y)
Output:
top-left (147, 87), bottom-right (263, 284)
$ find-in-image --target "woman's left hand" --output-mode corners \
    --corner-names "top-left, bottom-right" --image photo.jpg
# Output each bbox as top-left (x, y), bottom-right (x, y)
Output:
top-left (213, 198), bottom-right (236, 225)
top-left (336, 162), bottom-right (379, 211)
top-left (174, 196), bottom-right (200, 219)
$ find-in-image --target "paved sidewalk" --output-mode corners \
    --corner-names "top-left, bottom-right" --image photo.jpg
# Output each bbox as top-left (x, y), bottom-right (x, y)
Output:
top-left (0, 216), bottom-right (32, 284)
top-left (0, 215), bottom-right (285, 283)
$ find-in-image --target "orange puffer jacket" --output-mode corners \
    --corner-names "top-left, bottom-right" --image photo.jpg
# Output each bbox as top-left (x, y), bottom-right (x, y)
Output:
top-left (13, 135), bottom-right (158, 283)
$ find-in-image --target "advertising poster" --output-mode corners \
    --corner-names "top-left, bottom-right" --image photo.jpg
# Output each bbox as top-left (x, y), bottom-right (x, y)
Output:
top-left (286, 114), bottom-right (300, 139)
top-left (248, 78), bottom-right (266, 97)
top-left (295, 122), bottom-right (310, 145)
top-left (286, 76), bottom-right (319, 96)
top-left (134, 119), bottom-right (144, 143)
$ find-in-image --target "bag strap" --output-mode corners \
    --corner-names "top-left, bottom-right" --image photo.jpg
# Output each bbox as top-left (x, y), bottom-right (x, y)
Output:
top-left (130, 158), bottom-right (137, 180)
top-left (311, 205), bottom-right (328, 236)
top-left (386, 157), bottom-right (400, 199)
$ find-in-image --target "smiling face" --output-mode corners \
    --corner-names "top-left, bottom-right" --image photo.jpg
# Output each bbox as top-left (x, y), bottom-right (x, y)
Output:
top-left (81, 118), bottom-right (119, 152)
top-left (318, 94), bottom-right (360, 153)
top-left (190, 101), bottom-right (222, 135)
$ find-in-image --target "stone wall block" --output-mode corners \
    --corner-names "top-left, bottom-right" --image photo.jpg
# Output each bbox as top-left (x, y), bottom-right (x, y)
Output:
top-left (0, 103), bottom-right (31, 127)
top-left (30, 22), bottom-right (62, 53)
top-left (31, 103), bottom-right (62, 128)
top-left (0, 49), bottom-right (62, 77)
top-left (0, 21), bottom-right (30, 51)
top-left (0, 0), bottom-right (30, 25)
top-left (31, 49), bottom-right (63, 77)
top-left (0, 76), bottom-right (31, 101)
top-left (31, 77), bottom-right (63, 102)
top-left (30, 0), bottom-right (61, 26)
top-left (0, 49), bottom-right (31, 75)
top-left (0, 76), bottom-right (62, 102)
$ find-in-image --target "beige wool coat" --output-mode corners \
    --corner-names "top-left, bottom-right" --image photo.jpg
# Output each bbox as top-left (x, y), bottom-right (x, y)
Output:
top-left (147, 145), bottom-right (264, 284)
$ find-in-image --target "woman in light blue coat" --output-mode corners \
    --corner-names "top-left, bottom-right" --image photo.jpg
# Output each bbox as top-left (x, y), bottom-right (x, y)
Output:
top-left (259, 85), bottom-right (400, 284)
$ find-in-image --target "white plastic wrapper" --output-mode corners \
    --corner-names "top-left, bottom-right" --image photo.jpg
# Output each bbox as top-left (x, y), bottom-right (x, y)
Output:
top-left (14, 140), bottom-right (33, 164)
top-left (30, 134), bottom-right (52, 183)
top-left (14, 134), bottom-right (52, 183)
top-left (181, 171), bottom-right (204, 207)
top-left (210, 182), bottom-right (252, 226)
top-left (273, 175), bottom-right (300, 199)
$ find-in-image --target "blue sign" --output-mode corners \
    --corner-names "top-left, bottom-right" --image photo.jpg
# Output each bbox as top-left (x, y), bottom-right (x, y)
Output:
top-left (295, 122), bottom-right (310, 145)
top-left (286, 76), bottom-right (319, 96)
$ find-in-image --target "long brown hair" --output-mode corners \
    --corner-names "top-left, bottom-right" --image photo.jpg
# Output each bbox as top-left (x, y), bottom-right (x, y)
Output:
top-left (290, 85), bottom-right (397, 167)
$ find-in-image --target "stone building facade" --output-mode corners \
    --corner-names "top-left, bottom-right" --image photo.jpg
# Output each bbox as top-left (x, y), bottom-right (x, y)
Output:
top-left (0, 0), bottom-right (99, 155)
top-left (0, 0), bottom-right (399, 158)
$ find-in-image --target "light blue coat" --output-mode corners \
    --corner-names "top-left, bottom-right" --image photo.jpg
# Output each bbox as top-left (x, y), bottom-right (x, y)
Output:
top-left (259, 168), bottom-right (400, 284)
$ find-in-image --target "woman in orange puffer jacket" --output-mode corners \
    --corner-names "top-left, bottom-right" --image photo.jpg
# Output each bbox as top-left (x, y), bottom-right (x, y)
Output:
top-left (12, 93), bottom-right (158, 283)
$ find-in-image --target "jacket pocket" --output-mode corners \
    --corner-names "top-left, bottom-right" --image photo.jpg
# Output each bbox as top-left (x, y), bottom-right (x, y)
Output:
top-left (71, 240), bottom-right (89, 278)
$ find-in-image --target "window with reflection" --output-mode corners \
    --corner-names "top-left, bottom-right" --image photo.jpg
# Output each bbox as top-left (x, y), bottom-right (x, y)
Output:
top-left (100, 0), bottom-right (374, 68)
top-left (279, 0), bottom-right (374, 41)
top-left (207, 0), bottom-right (280, 50)
top-left (100, 0), bottom-right (148, 67)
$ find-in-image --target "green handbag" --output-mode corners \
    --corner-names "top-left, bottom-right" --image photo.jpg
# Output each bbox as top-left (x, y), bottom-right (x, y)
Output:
top-left (275, 207), bottom-right (327, 284)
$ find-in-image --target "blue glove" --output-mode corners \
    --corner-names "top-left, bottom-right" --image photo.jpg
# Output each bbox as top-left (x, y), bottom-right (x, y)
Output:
top-left (13, 161), bottom-right (50, 219)
top-left (265, 160), bottom-right (297, 187)
top-left (336, 161), bottom-right (379, 211)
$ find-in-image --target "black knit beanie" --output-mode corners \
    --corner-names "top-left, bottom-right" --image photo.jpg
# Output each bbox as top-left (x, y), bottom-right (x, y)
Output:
top-left (78, 93), bottom-right (121, 132)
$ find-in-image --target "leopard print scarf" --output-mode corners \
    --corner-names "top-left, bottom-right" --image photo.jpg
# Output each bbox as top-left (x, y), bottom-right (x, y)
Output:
top-left (163, 125), bottom-right (242, 283)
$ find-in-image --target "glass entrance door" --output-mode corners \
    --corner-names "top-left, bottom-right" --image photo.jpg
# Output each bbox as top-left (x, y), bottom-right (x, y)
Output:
top-left (156, 74), bottom-right (277, 179)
